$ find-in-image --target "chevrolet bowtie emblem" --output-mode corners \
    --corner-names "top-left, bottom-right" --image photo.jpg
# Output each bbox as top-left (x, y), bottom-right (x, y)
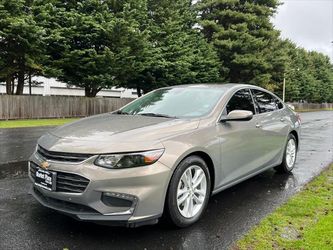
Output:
top-left (40, 161), bottom-right (50, 170)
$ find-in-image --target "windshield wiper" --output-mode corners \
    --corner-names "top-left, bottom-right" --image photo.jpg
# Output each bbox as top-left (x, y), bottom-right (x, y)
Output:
top-left (138, 113), bottom-right (178, 119)
top-left (114, 110), bottom-right (130, 115)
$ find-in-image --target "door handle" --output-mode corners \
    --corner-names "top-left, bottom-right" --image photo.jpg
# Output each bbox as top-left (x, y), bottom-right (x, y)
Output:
top-left (256, 123), bottom-right (262, 128)
top-left (280, 117), bottom-right (285, 122)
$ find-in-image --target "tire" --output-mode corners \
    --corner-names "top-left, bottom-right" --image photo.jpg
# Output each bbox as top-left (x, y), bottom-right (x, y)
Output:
top-left (275, 133), bottom-right (297, 173)
top-left (165, 155), bottom-right (211, 228)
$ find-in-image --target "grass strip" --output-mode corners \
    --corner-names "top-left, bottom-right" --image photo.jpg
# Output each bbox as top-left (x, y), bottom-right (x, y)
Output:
top-left (296, 108), bottom-right (333, 112)
top-left (0, 118), bottom-right (79, 128)
top-left (235, 163), bottom-right (333, 250)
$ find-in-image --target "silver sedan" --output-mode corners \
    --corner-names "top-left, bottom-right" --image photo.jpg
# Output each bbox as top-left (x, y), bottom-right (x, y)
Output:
top-left (29, 84), bottom-right (301, 227)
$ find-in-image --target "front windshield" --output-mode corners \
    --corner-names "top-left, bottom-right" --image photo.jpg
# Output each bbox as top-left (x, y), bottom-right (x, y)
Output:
top-left (120, 86), bottom-right (227, 118)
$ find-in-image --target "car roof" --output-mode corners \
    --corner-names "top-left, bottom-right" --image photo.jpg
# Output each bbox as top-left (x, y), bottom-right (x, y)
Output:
top-left (159, 83), bottom-right (282, 100)
top-left (162, 83), bottom-right (255, 90)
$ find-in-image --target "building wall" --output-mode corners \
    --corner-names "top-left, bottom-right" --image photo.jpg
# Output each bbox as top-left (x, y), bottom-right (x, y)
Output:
top-left (0, 76), bottom-right (137, 98)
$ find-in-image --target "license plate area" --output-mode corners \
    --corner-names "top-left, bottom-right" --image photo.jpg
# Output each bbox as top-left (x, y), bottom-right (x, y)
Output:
top-left (35, 168), bottom-right (57, 191)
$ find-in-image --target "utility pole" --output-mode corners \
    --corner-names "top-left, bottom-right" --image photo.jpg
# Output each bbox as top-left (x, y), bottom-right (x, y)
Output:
top-left (29, 72), bottom-right (32, 95)
top-left (283, 68), bottom-right (299, 103)
top-left (282, 73), bottom-right (286, 102)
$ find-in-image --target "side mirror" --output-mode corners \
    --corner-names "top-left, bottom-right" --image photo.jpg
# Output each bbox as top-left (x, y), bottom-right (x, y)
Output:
top-left (220, 110), bottom-right (253, 122)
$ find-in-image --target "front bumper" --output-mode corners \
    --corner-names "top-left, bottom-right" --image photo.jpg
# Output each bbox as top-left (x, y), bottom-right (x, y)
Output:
top-left (28, 153), bottom-right (172, 227)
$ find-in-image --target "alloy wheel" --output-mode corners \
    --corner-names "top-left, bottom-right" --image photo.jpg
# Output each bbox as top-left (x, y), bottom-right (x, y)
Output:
top-left (286, 138), bottom-right (296, 169)
top-left (176, 165), bottom-right (207, 218)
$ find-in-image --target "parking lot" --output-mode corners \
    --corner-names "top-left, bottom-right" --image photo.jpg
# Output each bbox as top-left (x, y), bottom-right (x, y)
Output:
top-left (0, 111), bottom-right (332, 250)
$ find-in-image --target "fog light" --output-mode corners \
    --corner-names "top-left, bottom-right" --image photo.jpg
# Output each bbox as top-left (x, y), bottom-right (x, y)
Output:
top-left (102, 192), bottom-right (138, 214)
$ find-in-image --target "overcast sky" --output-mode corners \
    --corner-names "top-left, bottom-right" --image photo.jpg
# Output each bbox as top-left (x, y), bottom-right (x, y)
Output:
top-left (272, 0), bottom-right (333, 62)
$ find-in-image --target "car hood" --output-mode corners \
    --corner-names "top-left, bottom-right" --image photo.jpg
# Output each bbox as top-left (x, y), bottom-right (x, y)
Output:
top-left (38, 113), bottom-right (199, 154)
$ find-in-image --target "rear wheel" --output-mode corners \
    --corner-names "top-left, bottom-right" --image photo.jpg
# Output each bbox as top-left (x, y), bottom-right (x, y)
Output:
top-left (275, 133), bottom-right (297, 173)
top-left (165, 156), bottom-right (211, 227)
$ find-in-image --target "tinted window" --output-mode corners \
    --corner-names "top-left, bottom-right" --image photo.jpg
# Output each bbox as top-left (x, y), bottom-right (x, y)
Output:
top-left (251, 89), bottom-right (281, 113)
top-left (225, 89), bottom-right (255, 114)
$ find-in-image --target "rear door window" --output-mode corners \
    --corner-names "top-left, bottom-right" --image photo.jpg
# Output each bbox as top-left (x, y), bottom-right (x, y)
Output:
top-left (251, 89), bottom-right (280, 113)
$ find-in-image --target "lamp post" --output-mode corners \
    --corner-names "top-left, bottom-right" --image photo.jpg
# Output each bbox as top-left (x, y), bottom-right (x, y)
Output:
top-left (282, 73), bottom-right (286, 102)
top-left (282, 68), bottom-right (299, 102)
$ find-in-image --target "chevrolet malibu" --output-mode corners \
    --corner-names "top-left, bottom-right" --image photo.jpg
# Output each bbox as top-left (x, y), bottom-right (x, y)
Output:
top-left (29, 84), bottom-right (301, 227)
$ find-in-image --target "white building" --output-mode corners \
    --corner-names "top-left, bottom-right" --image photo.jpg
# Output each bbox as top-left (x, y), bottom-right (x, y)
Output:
top-left (0, 76), bottom-right (137, 98)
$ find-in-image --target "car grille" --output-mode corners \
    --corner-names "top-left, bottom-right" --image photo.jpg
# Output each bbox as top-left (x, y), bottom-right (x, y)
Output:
top-left (37, 145), bottom-right (92, 163)
top-left (30, 162), bottom-right (90, 193)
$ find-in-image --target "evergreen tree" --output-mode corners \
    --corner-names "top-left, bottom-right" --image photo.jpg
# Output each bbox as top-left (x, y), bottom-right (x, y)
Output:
top-left (1, 0), bottom-right (332, 102)
top-left (0, 0), bottom-right (46, 95)
top-left (197, 0), bottom-right (282, 87)
top-left (279, 39), bottom-right (333, 103)
top-left (307, 51), bottom-right (333, 103)
top-left (35, 0), bottom-right (150, 97)
top-left (123, 0), bottom-right (220, 95)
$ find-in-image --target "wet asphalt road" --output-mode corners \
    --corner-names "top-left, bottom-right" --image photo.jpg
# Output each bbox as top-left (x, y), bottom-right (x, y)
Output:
top-left (0, 126), bottom-right (53, 165)
top-left (0, 111), bottom-right (332, 250)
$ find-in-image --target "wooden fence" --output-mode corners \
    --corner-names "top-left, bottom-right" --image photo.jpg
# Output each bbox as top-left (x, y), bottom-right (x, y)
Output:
top-left (0, 95), bottom-right (332, 120)
top-left (288, 102), bottom-right (333, 111)
top-left (0, 95), bottom-right (134, 120)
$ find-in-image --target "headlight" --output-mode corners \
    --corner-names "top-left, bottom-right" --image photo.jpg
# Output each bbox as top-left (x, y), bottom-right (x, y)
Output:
top-left (94, 149), bottom-right (164, 169)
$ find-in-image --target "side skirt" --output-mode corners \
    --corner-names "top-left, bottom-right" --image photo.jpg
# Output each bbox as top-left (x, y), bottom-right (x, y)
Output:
top-left (211, 163), bottom-right (279, 196)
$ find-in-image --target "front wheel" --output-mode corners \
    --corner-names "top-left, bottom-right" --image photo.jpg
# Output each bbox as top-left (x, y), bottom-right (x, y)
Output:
top-left (275, 133), bottom-right (297, 173)
top-left (165, 156), bottom-right (211, 227)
